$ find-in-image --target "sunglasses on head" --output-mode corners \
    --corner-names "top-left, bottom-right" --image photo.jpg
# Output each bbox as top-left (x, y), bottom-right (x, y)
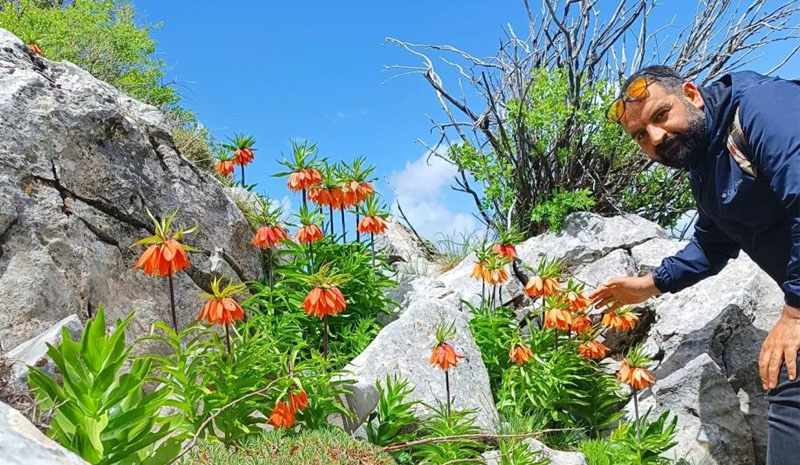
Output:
top-left (606, 72), bottom-right (673, 123)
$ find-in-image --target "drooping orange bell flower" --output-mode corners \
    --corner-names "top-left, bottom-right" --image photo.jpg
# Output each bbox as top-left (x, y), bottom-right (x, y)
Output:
top-left (564, 291), bottom-right (591, 312)
top-left (355, 181), bottom-right (375, 202)
top-left (233, 147), bottom-right (255, 166)
top-left (470, 262), bottom-right (485, 280)
top-left (357, 215), bottom-right (388, 235)
top-left (268, 401), bottom-right (296, 429)
top-left (252, 224), bottom-right (289, 249)
top-left (295, 224), bottom-right (324, 244)
top-left (215, 158), bottom-right (235, 177)
top-left (28, 43), bottom-right (43, 56)
top-left (578, 340), bottom-right (610, 360)
top-left (197, 277), bottom-right (246, 325)
top-left (289, 390), bottom-right (309, 412)
top-left (524, 275), bottom-right (560, 298)
top-left (492, 243), bottom-right (517, 259)
top-left (618, 345), bottom-right (655, 390)
top-left (430, 341), bottom-right (464, 371)
top-left (509, 343), bottom-right (534, 365)
top-left (288, 168), bottom-right (323, 191)
top-left (132, 209), bottom-right (195, 277)
top-left (570, 313), bottom-right (593, 333)
top-left (308, 186), bottom-right (330, 206)
top-left (482, 266), bottom-right (509, 285)
top-left (303, 285), bottom-right (347, 318)
top-left (601, 308), bottom-right (639, 331)
top-left (543, 307), bottom-right (573, 331)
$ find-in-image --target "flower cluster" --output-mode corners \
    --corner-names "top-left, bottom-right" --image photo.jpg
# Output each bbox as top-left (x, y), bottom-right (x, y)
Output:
top-left (269, 390), bottom-right (310, 429)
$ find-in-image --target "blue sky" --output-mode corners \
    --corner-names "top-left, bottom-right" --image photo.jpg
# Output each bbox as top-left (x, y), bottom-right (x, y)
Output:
top-left (133, 1), bottom-right (800, 240)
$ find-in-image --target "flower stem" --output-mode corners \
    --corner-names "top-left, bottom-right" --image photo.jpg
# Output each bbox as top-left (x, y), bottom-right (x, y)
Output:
top-left (167, 272), bottom-right (178, 333)
top-left (554, 329), bottom-right (559, 350)
top-left (329, 204), bottom-right (335, 237)
top-left (302, 188), bottom-right (307, 209)
top-left (308, 242), bottom-right (314, 274)
top-left (267, 248), bottom-right (274, 292)
top-left (225, 322), bottom-right (232, 355)
top-left (323, 315), bottom-right (329, 360)
top-left (341, 208), bottom-right (346, 243)
top-left (371, 232), bottom-right (375, 268)
top-left (240, 164), bottom-right (245, 187)
top-left (633, 388), bottom-right (641, 442)
top-left (355, 212), bottom-right (360, 243)
top-left (445, 370), bottom-right (451, 417)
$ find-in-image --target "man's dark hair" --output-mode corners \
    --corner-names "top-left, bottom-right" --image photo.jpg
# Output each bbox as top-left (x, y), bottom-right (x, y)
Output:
top-left (621, 65), bottom-right (685, 96)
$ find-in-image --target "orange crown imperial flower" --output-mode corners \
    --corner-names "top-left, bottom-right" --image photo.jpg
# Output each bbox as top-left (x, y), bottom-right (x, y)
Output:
top-left (618, 345), bottom-right (655, 390)
top-left (570, 313), bottom-right (593, 334)
top-left (356, 195), bottom-right (389, 235)
top-left (492, 243), bottom-right (517, 260)
top-left (524, 275), bottom-right (561, 298)
top-left (289, 390), bottom-right (309, 412)
top-left (430, 321), bottom-right (464, 371)
top-left (295, 224), bottom-right (324, 244)
top-left (28, 42), bottom-right (43, 56)
top-left (252, 224), bottom-right (289, 249)
top-left (481, 253), bottom-right (510, 285)
top-left (564, 290), bottom-right (591, 312)
top-left (601, 307), bottom-right (639, 331)
top-left (196, 276), bottom-right (246, 325)
top-left (543, 305), bottom-right (573, 331)
top-left (224, 133), bottom-right (256, 166)
top-left (302, 264), bottom-right (348, 319)
top-left (578, 339), bottom-right (610, 360)
top-left (509, 342), bottom-right (534, 365)
top-left (470, 261), bottom-right (485, 280)
top-left (288, 168), bottom-right (323, 191)
top-left (268, 401), bottom-right (296, 429)
top-left (132, 208), bottom-right (195, 277)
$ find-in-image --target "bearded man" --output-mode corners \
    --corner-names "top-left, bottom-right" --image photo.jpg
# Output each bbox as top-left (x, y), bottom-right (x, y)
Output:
top-left (587, 66), bottom-right (800, 464)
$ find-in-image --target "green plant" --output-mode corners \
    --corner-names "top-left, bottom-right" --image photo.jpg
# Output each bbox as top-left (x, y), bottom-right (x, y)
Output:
top-left (27, 307), bottom-right (180, 465)
top-left (435, 230), bottom-right (481, 272)
top-left (366, 375), bottom-right (420, 447)
top-left (580, 410), bottom-right (678, 465)
top-left (497, 328), bottom-right (625, 440)
top-left (413, 403), bottom-right (486, 464)
top-left (466, 302), bottom-right (516, 391)
top-left (530, 187), bottom-right (596, 232)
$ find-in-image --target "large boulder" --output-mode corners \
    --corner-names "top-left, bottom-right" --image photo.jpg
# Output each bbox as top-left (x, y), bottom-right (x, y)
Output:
top-left (0, 400), bottom-right (89, 465)
top-left (628, 353), bottom-right (755, 465)
top-left (0, 27), bottom-right (262, 349)
top-left (516, 213), bottom-right (667, 270)
top-left (374, 217), bottom-right (443, 277)
top-left (343, 285), bottom-right (499, 432)
top-left (5, 315), bottom-right (83, 389)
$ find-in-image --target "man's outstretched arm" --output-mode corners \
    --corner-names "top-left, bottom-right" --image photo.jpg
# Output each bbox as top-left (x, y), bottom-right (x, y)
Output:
top-left (589, 209), bottom-right (740, 312)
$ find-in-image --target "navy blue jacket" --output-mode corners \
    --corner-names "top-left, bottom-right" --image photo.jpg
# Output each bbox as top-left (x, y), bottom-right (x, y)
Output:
top-left (652, 71), bottom-right (800, 308)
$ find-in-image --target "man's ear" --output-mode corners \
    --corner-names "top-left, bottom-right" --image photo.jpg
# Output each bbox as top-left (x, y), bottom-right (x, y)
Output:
top-left (682, 82), bottom-right (704, 110)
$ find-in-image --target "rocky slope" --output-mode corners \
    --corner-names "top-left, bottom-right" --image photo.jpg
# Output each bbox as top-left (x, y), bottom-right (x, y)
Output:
top-left (0, 27), bottom-right (262, 350)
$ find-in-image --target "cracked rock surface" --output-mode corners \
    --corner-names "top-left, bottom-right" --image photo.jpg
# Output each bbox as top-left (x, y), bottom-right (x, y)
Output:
top-left (0, 27), bottom-right (261, 350)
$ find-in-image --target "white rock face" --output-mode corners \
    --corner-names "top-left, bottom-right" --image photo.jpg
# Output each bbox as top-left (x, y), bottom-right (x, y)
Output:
top-left (438, 252), bottom-right (525, 309)
top-left (344, 287), bottom-right (499, 432)
top-left (0, 400), bottom-right (89, 465)
top-left (374, 217), bottom-right (443, 277)
top-left (0, 27), bottom-right (261, 348)
top-left (6, 314), bottom-right (83, 388)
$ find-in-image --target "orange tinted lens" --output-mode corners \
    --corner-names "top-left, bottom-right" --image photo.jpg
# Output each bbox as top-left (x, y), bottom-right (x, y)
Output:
top-left (624, 75), bottom-right (648, 99)
top-left (607, 99), bottom-right (624, 122)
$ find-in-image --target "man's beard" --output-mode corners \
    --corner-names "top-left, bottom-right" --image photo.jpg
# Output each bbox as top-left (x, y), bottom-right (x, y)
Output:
top-left (654, 100), bottom-right (706, 170)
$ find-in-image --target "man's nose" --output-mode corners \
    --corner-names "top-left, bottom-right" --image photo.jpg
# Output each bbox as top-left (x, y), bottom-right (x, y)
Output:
top-left (648, 125), bottom-right (667, 146)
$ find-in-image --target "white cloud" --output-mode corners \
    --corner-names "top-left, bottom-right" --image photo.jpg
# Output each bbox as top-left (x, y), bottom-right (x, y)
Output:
top-left (388, 150), bottom-right (478, 240)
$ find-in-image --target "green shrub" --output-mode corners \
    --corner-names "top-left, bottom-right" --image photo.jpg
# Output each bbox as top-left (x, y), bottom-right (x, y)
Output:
top-left (412, 403), bottom-right (486, 464)
top-left (184, 427), bottom-right (397, 465)
top-left (466, 303), bottom-right (516, 392)
top-left (530, 187), bottom-right (596, 232)
top-left (27, 307), bottom-right (181, 465)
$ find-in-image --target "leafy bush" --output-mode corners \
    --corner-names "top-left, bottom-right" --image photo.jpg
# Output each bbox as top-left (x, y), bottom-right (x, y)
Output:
top-left (530, 187), bottom-right (596, 232)
top-left (580, 410), bottom-right (679, 465)
top-left (0, 0), bottom-right (180, 110)
top-left (27, 307), bottom-right (180, 465)
top-left (366, 375), bottom-right (420, 447)
top-left (184, 427), bottom-right (397, 465)
top-left (413, 403), bottom-right (486, 465)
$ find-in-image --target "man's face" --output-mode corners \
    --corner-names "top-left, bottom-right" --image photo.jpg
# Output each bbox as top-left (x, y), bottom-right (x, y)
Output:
top-left (620, 81), bottom-right (707, 169)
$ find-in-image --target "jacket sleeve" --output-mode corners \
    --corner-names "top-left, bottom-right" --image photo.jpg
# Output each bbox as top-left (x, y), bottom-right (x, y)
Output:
top-left (739, 78), bottom-right (800, 308)
top-left (652, 209), bottom-right (741, 294)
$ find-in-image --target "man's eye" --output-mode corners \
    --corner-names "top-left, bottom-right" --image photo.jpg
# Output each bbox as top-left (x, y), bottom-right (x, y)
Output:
top-left (636, 132), bottom-right (645, 142)
top-left (656, 110), bottom-right (667, 121)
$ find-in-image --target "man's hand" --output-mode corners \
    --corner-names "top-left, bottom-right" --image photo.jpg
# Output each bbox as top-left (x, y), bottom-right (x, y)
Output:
top-left (587, 273), bottom-right (662, 313)
top-left (759, 305), bottom-right (800, 390)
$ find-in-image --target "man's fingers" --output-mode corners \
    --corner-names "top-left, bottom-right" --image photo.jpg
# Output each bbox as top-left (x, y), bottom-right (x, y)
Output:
top-left (759, 346), bottom-right (770, 390)
top-left (593, 297), bottom-right (615, 310)
top-left (587, 286), bottom-right (608, 301)
top-left (785, 348), bottom-right (798, 382)
top-left (769, 351), bottom-right (784, 390)
top-left (605, 301), bottom-right (623, 314)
